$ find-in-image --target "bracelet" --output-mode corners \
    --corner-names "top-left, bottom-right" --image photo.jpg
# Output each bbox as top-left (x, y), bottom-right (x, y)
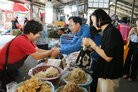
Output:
top-left (93, 44), bottom-right (97, 50)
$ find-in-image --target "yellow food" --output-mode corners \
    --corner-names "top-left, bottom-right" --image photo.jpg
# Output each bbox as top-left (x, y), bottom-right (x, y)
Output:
top-left (16, 76), bottom-right (52, 92)
top-left (65, 68), bottom-right (87, 84)
top-left (57, 83), bottom-right (85, 92)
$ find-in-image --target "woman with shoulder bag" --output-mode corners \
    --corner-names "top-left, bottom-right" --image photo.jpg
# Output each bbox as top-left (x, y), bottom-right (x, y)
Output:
top-left (0, 20), bottom-right (56, 91)
top-left (82, 9), bottom-right (124, 92)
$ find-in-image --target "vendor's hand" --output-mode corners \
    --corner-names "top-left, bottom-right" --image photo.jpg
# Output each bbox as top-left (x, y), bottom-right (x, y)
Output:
top-left (51, 47), bottom-right (57, 51)
top-left (50, 48), bottom-right (60, 58)
top-left (49, 47), bottom-right (57, 54)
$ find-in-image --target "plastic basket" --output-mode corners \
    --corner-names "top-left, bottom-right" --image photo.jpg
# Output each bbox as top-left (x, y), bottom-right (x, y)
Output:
top-left (13, 81), bottom-right (55, 92)
top-left (63, 72), bottom-right (92, 88)
top-left (29, 65), bottom-right (63, 84)
top-left (55, 85), bottom-right (88, 92)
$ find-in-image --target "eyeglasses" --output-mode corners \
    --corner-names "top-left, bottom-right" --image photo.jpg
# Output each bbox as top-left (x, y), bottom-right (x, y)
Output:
top-left (69, 23), bottom-right (76, 28)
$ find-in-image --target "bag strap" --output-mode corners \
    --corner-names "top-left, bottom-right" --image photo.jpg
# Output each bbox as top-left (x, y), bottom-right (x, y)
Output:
top-left (21, 34), bottom-right (28, 39)
top-left (4, 34), bottom-right (28, 70)
top-left (4, 38), bottom-right (16, 70)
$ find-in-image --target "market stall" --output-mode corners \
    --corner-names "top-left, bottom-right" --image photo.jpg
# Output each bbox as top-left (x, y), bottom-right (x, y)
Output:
top-left (6, 52), bottom-right (92, 92)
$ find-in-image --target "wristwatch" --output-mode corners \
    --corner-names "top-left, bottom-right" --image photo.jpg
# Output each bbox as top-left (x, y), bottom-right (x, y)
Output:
top-left (93, 44), bottom-right (97, 50)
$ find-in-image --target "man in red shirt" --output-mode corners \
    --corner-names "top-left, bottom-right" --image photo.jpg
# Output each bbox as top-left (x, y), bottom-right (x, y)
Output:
top-left (0, 20), bottom-right (55, 90)
top-left (117, 17), bottom-right (131, 44)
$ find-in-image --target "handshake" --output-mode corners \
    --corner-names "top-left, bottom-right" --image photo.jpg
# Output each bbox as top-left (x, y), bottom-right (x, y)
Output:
top-left (49, 47), bottom-right (61, 58)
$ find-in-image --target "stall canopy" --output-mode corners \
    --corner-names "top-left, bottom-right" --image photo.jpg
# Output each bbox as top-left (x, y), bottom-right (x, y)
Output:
top-left (0, 0), bottom-right (28, 12)
top-left (12, 2), bottom-right (28, 12)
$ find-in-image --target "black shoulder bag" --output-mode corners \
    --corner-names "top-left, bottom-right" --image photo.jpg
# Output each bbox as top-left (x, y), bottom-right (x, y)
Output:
top-left (76, 45), bottom-right (94, 73)
top-left (3, 35), bottom-right (28, 71)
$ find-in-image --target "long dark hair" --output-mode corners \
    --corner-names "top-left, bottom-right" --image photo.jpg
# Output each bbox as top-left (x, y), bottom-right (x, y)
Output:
top-left (90, 15), bottom-right (101, 37)
top-left (91, 9), bottom-right (111, 27)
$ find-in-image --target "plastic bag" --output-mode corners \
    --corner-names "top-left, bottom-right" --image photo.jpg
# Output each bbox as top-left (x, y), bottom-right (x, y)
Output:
top-left (49, 38), bottom-right (61, 48)
top-left (6, 81), bottom-right (17, 92)
top-left (124, 40), bottom-right (129, 62)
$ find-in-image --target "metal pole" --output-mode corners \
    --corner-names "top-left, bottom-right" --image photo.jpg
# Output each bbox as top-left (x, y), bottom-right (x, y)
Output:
top-left (130, 0), bottom-right (135, 26)
top-left (108, 0), bottom-right (111, 15)
top-left (30, 3), bottom-right (33, 20)
top-left (84, 0), bottom-right (85, 13)
top-left (86, 0), bottom-right (88, 17)
top-left (114, 0), bottom-right (117, 14)
top-left (75, 0), bottom-right (79, 16)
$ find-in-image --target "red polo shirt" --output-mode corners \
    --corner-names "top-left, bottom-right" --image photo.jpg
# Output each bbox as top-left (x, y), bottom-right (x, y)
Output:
top-left (0, 34), bottom-right (37, 70)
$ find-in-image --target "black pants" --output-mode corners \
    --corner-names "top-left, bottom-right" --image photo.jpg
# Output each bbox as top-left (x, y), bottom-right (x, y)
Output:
top-left (0, 70), bottom-right (17, 91)
top-left (90, 61), bottom-right (98, 92)
top-left (90, 74), bottom-right (98, 92)
top-left (123, 48), bottom-right (138, 79)
top-left (37, 44), bottom-right (48, 50)
top-left (0, 56), bottom-right (27, 91)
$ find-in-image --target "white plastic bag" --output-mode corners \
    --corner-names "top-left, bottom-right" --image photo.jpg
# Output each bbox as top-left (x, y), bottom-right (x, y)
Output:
top-left (6, 81), bottom-right (17, 92)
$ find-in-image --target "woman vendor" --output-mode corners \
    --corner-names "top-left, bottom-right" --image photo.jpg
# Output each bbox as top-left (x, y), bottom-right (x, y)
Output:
top-left (0, 20), bottom-right (55, 90)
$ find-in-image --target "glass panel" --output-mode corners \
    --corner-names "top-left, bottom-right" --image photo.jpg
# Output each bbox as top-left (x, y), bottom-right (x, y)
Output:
top-left (93, 3), bottom-right (98, 7)
top-left (99, 3), bottom-right (104, 7)
top-left (104, 0), bottom-right (109, 3)
top-left (94, 0), bottom-right (98, 2)
top-left (104, 3), bottom-right (109, 8)
top-left (88, 3), bottom-right (93, 7)
top-left (99, 0), bottom-right (104, 2)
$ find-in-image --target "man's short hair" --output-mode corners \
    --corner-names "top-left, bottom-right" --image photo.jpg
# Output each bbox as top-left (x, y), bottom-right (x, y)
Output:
top-left (121, 17), bottom-right (127, 24)
top-left (68, 16), bottom-right (82, 25)
top-left (24, 20), bottom-right (43, 35)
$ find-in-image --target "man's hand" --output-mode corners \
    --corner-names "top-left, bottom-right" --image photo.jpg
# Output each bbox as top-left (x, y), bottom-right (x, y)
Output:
top-left (50, 48), bottom-right (60, 58)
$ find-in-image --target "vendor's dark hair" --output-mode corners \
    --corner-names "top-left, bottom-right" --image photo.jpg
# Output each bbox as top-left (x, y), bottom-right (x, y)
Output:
top-left (24, 20), bottom-right (43, 35)
top-left (91, 9), bottom-right (111, 27)
top-left (68, 16), bottom-right (82, 25)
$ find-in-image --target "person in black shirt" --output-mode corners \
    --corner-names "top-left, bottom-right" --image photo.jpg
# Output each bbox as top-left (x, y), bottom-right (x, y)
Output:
top-left (82, 9), bottom-right (124, 92)
top-left (11, 17), bottom-right (19, 29)
top-left (24, 17), bottom-right (28, 25)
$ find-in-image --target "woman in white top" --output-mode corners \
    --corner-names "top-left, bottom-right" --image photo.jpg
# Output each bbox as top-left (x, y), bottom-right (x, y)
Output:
top-left (123, 18), bottom-right (138, 82)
